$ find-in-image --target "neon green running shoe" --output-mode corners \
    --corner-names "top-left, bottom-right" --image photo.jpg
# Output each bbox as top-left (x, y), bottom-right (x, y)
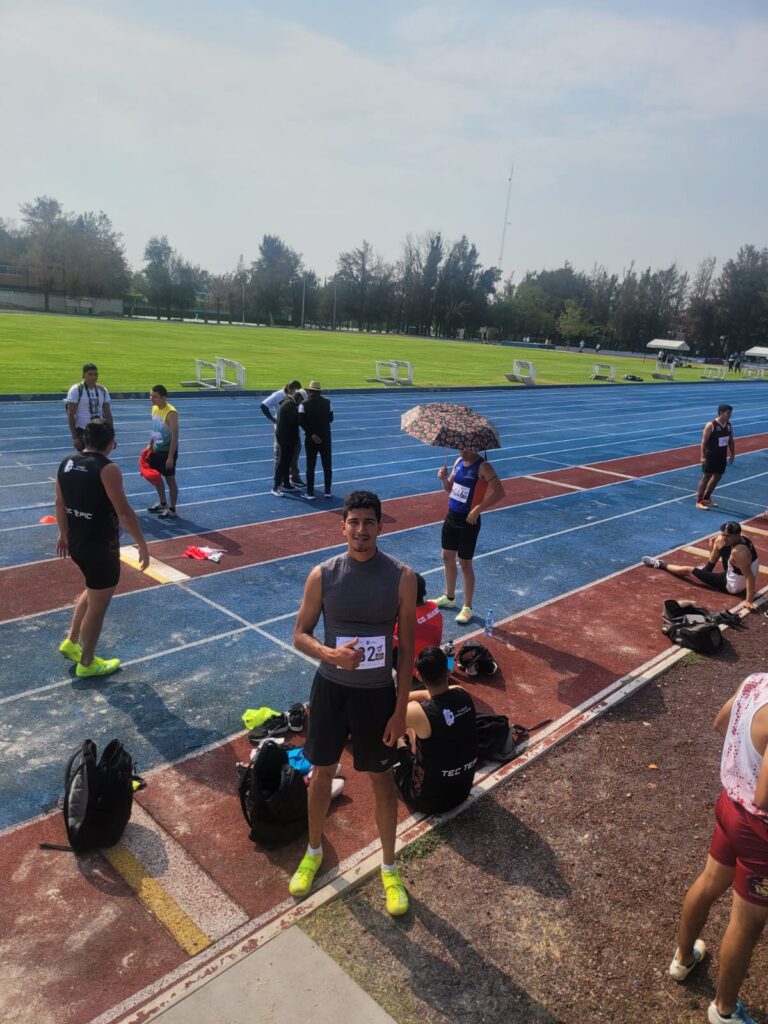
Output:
top-left (289, 851), bottom-right (323, 898)
top-left (455, 605), bottom-right (473, 625)
top-left (75, 656), bottom-right (120, 679)
top-left (58, 638), bottom-right (82, 663)
top-left (382, 868), bottom-right (409, 916)
top-left (434, 594), bottom-right (456, 609)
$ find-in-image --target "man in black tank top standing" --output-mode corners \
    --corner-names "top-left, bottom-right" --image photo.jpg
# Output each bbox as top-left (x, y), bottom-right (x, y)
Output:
top-left (291, 490), bottom-right (417, 915)
top-left (394, 646), bottom-right (477, 815)
top-left (55, 419), bottom-right (150, 678)
top-left (697, 404), bottom-right (735, 510)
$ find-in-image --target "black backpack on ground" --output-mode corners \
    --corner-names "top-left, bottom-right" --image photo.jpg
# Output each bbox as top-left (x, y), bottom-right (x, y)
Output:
top-left (662, 599), bottom-right (723, 655)
top-left (63, 739), bottom-right (139, 853)
top-left (238, 740), bottom-right (308, 846)
top-left (456, 643), bottom-right (498, 677)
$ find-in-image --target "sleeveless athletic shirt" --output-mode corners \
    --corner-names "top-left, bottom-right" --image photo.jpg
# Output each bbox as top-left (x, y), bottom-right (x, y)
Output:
top-left (706, 419), bottom-right (732, 459)
top-left (721, 672), bottom-right (768, 820)
top-left (447, 457), bottom-right (487, 518)
top-left (150, 403), bottom-right (178, 452)
top-left (414, 689), bottom-right (477, 812)
top-left (320, 549), bottom-right (404, 689)
top-left (726, 537), bottom-right (759, 591)
top-left (56, 451), bottom-right (119, 557)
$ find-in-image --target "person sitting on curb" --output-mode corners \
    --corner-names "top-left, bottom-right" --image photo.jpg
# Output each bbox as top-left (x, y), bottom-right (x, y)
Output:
top-left (668, 672), bottom-right (768, 1024)
top-left (642, 521), bottom-right (760, 611)
top-left (394, 646), bottom-right (477, 815)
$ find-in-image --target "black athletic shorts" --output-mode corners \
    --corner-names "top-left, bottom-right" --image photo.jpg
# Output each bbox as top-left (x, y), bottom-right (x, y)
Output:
top-left (148, 448), bottom-right (179, 478)
top-left (304, 672), bottom-right (398, 773)
top-left (691, 567), bottom-right (731, 593)
top-left (702, 455), bottom-right (727, 476)
top-left (71, 546), bottom-right (121, 590)
top-left (441, 513), bottom-right (481, 560)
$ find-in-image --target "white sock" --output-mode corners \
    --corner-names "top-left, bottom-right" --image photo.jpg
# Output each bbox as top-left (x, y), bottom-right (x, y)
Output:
top-left (308, 844), bottom-right (322, 858)
top-left (381, 862), bottom-right (396, 873)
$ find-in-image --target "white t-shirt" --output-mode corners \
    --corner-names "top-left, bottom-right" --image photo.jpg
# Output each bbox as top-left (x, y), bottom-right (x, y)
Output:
top-left (262, 388), bottom-right (287, 425)
top-left (66, 382), bottom-right (111, 429)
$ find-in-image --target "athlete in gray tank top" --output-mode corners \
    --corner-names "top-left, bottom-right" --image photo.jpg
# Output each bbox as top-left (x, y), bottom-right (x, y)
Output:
top-left (320, 549), bottom-right (404, 688)
top-left (291, 491), bottom-right (416, 916)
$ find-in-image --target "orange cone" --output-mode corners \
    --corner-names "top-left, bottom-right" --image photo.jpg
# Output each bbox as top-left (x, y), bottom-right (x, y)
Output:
top-left (39, 515), bottom-right (57, 524)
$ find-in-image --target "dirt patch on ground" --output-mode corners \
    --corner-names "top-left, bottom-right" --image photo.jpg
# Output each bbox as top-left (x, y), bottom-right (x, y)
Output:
top-left (301, 614), bottom-right (768, 1024)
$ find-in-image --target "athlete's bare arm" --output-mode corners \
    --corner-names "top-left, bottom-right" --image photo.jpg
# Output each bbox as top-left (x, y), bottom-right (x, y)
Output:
top-left (700, 422), bottom-right (713, 462)
top-left (293, 566), bottom-right (363, 670)
top-left (101, 463), bottom-right (150, 570)
top-left (55, 480), bottom-right (69, 557)
top-left (466, 461), bottom-right (505, 525)
top-left (383, 567), bottom-right (417, 746)
top-left (730, 545), bottom-right (757, 607)
top-left (753, 707), bottom-right (768, 810)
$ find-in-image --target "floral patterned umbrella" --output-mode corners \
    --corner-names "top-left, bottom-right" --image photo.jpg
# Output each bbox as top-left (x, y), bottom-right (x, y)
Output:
top-left (400, 402), bottom-right (501, 450)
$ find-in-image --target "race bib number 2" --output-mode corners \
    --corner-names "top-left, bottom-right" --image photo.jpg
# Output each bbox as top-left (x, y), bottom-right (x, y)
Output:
top-left (336, 634), bottom-right (386, 670)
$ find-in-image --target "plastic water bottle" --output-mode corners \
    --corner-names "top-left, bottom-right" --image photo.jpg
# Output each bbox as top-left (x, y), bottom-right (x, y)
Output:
top-left (443, 641), bottom-right (455, 672)
top-left (485, 609), bottom-right (494, 637)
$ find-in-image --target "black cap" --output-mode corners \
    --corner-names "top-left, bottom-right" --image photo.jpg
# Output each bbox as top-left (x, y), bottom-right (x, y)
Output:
top-left (720, 521), bottom-right (741, 535)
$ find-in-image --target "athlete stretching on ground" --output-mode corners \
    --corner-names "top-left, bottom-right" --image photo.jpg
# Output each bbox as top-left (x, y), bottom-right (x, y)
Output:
top-left (642, 521), bottom-right (759, 611)
top-left (291, 490), bottom-right (416, 915)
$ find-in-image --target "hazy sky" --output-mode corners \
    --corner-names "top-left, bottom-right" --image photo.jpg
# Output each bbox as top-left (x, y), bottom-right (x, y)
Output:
top-left (2, 1), bottom-right (766, 283)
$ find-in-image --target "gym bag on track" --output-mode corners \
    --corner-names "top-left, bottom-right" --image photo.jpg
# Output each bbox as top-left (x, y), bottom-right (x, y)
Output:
top-left (238, 740), bottom-right (308, 845)
top-left (63, 739), bottom-right (140, 853)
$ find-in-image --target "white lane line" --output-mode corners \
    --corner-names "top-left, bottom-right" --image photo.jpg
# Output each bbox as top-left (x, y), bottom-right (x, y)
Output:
top-left (123, 805), bottom-right (249, 940)
top-left (579, 465), bottom-right (636, 480)
top-left (524, 474), bottom-right (584, 491)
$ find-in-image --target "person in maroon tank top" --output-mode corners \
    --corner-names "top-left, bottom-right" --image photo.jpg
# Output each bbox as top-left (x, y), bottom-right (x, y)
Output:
top-left (669, 674), bottom-right (768, 1024)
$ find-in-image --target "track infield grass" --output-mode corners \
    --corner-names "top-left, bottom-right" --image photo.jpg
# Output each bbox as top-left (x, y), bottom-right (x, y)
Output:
top-left (0, 310), bottom-right (732, 394)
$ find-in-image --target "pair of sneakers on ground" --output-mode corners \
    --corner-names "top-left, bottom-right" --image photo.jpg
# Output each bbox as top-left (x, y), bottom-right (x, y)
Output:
top-left (289, 845), bottom-right (409, 917)
top-left (669, 940), bottom-right (757, 1023)
top-left (434, 592), bottom-right (472, 625)
top-left (58, 638), bottom-right (120, 678)
top-left (148, 502), bottom-right (177, 519)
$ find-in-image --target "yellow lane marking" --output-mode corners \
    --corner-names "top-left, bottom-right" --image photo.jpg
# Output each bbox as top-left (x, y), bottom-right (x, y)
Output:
top-left (103, 844), bottom-right (211, 955)
top-left (120, 545), bottom-right (190, 584)
top-left (744, 524), bottom-right (768, 538)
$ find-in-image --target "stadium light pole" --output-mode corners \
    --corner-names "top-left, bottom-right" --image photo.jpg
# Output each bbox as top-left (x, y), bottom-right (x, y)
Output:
top-left (241, 279), bottom-right (245, 326)
top-left (332, 275), bottom-right (337, 331)
top-left (301, 273), bottom-right (306, 328)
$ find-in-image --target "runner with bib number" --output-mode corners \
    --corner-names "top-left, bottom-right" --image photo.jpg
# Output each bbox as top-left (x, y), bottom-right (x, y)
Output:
top-left (435, 448), bottom-right (504, 625)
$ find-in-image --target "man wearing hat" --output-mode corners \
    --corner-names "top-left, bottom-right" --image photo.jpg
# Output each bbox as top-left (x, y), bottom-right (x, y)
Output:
top-left (298, 381), bottom-right (334, 500)
top-left (642, 521), bottom-right (760, 610)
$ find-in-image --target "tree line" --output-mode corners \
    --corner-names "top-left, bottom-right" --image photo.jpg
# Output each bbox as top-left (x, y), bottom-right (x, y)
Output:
top-left (1, 196), bottom-right (767, 355)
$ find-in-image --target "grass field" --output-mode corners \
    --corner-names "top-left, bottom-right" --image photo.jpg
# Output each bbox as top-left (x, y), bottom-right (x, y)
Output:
top-left (0, 310), bottom-right (729, 393)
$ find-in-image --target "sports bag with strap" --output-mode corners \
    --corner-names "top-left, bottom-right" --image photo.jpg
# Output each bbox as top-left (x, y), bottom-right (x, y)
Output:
top-left (662, 599), bottom-right (722, 655)
top-left (63, 739), bottom-right (140, 853)
top-left (456, 643), bottom-right (498, 677)
top-left (238, 740), bottom-right (308, 846)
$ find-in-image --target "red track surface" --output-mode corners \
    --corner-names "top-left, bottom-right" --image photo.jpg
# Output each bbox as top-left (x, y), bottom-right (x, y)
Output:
top-left (2, 437), bottom-right (767, 1024)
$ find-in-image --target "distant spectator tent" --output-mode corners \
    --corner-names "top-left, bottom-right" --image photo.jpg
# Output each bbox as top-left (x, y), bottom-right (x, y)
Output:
top-left (646, 339), bottom-right (690, 353)
top-left (744, 347), bottom-right (768, 359)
